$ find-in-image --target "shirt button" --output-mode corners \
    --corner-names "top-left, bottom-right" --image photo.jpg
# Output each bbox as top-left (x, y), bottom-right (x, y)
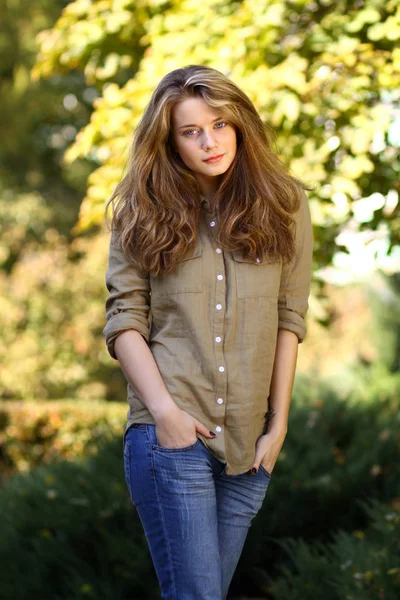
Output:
top-left (218, 366), bottom-right (225, 372)
top-left (215, 336), bottom-right (222, 343)
top-left (217, 397), bottom-right (224, 404)
top-left (216, 303), bottom-right (222, 310)
top-left (217, 274), bottom-right (223, 281)
top-left (216, 248), bottom-right (222, 254)
top-left (215, 426), bottom-right (222, 432)
top-left (210, 220), bottom-right (216, 227)
top-left (256, 257), bottom-right (261, 263)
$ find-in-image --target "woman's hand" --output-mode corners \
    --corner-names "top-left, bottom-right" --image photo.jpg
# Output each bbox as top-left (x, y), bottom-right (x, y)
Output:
top-left (252, 426), bottom-right (287, 475)
top-left (154, 403), bottom-right (216, 449)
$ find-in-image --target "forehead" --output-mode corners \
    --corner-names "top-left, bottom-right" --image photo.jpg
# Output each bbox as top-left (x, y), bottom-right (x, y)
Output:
top-left (172, 97), bottom-right (222, 127)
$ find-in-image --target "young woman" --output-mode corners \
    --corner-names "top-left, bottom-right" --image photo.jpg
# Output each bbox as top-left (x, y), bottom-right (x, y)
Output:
top-left (103, 64), bottom-right (313, 600)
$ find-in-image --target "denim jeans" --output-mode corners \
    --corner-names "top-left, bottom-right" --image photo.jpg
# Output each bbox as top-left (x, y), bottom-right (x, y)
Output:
top-left (123, 423), bottom-right (271, 600)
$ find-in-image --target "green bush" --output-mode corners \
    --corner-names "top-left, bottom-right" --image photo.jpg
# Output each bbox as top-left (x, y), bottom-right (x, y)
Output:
top-left (0, 400), bottom-right (126, 480)
top-left (269, 502), bottom-right (400, 600)
top-left (0, 381), bottom-right (399, 598)
top-left (258, 386), bottom-right (399, 540)
top-left (0, 435), bottom-right (161, 600)
top-left (231, 377), bottom-right (400, 597)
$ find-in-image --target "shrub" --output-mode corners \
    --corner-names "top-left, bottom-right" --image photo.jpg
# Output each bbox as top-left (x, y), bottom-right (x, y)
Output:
top-left (232, 378), bottom-right (400, 597)
top-left (269, 501), bottom-right (400, 600)
top-left (0, 435), bottom-right (161, 600)
top-left (0, 400), bottom-right (126, 480)
top-left (1, 381), bottom-right (399, 599)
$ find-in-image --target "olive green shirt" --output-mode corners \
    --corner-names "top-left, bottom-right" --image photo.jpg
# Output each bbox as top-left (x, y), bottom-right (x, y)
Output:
top-left (103, 193), bottom-right (313, 475)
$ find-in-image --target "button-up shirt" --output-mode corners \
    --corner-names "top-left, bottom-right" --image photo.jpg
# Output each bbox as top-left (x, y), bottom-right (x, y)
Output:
top-left (103, 193), bottom-right (313, 475)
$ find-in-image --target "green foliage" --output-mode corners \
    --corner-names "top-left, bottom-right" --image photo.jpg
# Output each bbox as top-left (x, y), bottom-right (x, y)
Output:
top-left (270, 502), bottom-right (400, 600)
top-left (0, 189), bottom-right (121, 401)
top-left (0, 400), bottom-right (126, 480)
top-left (232, 375), bottom-right (400, 595)
top-left (0, 436), bottom-right (160, 600)
top-left (2, 1), bottom-right (400, 402)
top-left (265, 384), bottom-right (400, 542)
top-left (32, 0), bottom-right (166, 85)
top-left (1, 383), bottom-right (399, 598)
top-left (33, 0), bottom-right (400, 268)
top-left (0, 0), bottom-right (93, 198)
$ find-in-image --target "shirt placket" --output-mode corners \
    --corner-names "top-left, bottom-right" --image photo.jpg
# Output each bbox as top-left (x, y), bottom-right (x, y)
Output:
top-left (205, 209), bottom-right (227, 438)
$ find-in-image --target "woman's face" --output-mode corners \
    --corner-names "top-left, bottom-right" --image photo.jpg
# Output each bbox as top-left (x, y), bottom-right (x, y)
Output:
top-left (172, 96), bottom-right (237, 191)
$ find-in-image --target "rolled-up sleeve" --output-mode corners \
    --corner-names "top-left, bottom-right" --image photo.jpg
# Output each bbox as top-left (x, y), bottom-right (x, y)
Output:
top-left (278, 190), bottom-right (313, 343)
top-left (103, 228), bottom-right (151, 360)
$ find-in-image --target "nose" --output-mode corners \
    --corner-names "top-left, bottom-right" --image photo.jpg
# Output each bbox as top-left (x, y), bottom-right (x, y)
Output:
top-left (201, 128), bottom-right (217, 150)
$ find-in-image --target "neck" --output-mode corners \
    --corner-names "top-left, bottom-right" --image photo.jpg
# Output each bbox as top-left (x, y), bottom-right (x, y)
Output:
top-left (195, 174), bottom-right (222, 200)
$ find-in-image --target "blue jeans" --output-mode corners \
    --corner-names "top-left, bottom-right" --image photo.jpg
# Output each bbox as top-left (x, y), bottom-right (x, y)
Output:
top-left (123, 423), bottom-right (271, 600)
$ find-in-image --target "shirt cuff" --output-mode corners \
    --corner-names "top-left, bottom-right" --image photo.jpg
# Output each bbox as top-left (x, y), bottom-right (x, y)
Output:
top-left (278, 308), bottom-right (307, 343)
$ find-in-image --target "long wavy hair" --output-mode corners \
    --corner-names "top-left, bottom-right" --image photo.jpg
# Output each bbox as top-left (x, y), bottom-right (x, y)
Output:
top-left (105, 64), bottom-right (313, 275)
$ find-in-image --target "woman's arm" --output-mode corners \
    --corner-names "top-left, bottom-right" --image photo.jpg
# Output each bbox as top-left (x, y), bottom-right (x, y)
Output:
top-left (114, 329), bottom-right (178, 420)
top-left (115, 330), bottom-right (216, 446)
top-left (104, 228), bottom-right (215, 446)
top-left (266, 328), bottom-right (299, 435)
top-left (251, 190), bottom-right (313, 474)
top-left (251, 329), bottom-right (298, 474)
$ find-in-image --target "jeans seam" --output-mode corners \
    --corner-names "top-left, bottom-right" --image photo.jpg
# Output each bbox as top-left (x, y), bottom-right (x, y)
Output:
top-left (124, 440), bottom-right (134, 503)
top-left (146, 426), bottom-right (177, 599)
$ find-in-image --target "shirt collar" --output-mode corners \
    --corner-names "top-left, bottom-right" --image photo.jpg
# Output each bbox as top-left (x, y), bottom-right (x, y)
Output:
top-left (201, 196), bottom-right (210, 210)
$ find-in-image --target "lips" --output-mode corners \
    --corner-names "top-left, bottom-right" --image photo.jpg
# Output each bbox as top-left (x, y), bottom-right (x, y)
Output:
top-left (203, 153), bottom-right (224, 163)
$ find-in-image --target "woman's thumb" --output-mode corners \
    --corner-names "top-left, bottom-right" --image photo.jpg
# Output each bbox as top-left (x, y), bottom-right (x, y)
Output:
top-left (194, 418), bottom-right (217, 438)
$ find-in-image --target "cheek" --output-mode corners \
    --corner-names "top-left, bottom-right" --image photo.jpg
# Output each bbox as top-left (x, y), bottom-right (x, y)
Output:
top-left (226, 131), bottom-right (237, 155)
top-left (173, 137), bottom-right (184, 155)
top-left (177, 142), bottom-right (198, 165)
top-left (222, 128), bottom-right (237, 149)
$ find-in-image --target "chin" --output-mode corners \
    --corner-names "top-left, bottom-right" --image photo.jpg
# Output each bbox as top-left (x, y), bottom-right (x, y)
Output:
top-left (216, 164), bottom-right (232, 176)
top-left (202, 161), bottom-right (232, 176)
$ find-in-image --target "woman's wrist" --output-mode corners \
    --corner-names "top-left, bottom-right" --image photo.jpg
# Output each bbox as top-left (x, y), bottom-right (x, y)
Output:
top-left (263, 408), bottom-right (288, 437)
top-left (151, 396), bottom-right (180, 423)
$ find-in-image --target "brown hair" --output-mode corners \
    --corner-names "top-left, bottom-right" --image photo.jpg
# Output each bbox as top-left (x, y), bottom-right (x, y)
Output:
top-left (105, 64), bottom-right (313, 275)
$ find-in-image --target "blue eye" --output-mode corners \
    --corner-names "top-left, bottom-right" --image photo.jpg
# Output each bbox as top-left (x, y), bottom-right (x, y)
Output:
top-left (183, 129), bottom-right (197, 137)
top-left (215, 121), bottom-right (227, 129)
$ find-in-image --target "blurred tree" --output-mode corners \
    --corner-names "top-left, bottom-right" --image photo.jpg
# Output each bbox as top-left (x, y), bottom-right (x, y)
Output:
top-left (0, 192), bottom-right (114, 401)
top-left (0, 0), bottom-right (94, 243)
top-left (0, 0), bottom-right (116, 400)
top-left (32, 0), bottom-right (400, 269)
top-left (2, 0), bottom-right (400, 400)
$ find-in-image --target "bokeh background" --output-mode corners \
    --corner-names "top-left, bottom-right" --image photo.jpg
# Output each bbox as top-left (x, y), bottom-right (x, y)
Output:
top-left (1, 0), bottom-right (399, 598)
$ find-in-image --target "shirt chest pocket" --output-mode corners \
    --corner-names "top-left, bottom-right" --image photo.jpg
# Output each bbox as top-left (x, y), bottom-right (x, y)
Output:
top-left (150, 245), bottom-right (203, 297)
top-left (232, 250), bottom-right (281, 299)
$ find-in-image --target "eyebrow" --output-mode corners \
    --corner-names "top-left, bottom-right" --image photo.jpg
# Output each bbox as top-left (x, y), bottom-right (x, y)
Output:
top-left (178, 116), bottom-right (224, 129)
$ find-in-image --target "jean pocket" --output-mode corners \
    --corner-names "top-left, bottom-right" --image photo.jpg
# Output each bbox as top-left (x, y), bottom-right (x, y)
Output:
top-left (153, 437), bottom-right (201, 453)
top-left (259, 463), bottom-right (272, 478)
